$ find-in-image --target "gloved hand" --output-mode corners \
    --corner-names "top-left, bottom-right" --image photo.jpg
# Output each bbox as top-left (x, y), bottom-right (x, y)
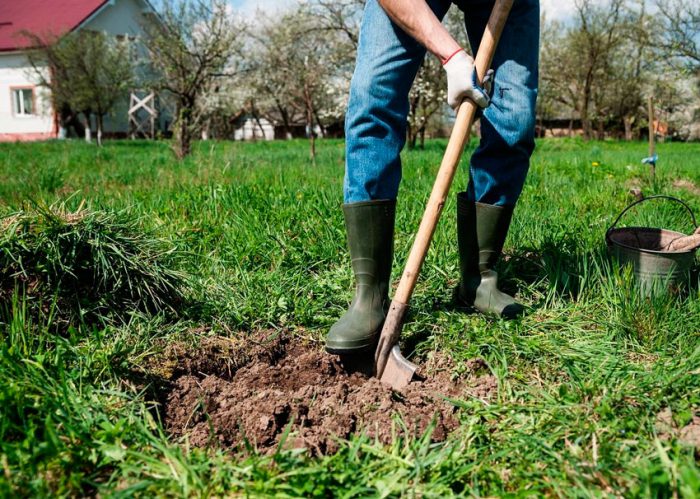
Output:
top-left (442, 49), bottom-right (494, 110)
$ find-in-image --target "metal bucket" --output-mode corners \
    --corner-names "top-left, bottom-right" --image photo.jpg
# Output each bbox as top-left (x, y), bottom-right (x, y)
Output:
top-left (606, 195), bottom-right (698, 296)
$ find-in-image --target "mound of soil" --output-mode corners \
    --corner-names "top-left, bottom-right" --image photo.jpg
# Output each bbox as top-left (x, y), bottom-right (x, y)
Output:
top-left (163, 332), bottom-right (497, 455)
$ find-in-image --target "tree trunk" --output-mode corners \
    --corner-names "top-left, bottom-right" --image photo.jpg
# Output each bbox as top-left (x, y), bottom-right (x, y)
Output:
top-left (274, 100), bottom-right (292, 140)
top-left (623, 115), bottom-right (633, 141)
top-left (407, 93), bottom-right (419, 150)
top-left (408, 127), bottom-right (418, 149)
top-left (596, 118), bottom-right (605, 140)
top-left (303, 84), bottom-right (316, 164)
top-left (96, 114), bottom-right (103, 147)
top-left (174, 104), bottom-right (193, 159)
top-left (250, 118), bottom-right (257, 142)
top-left (84, 112), bottom-right (92, 143)
top-left (252, 109), bottom-right (266, 140)
top-left (308, 121), bottom-right (316, 163)
top-left (419, 126), bottom-right (426, 149)
top-left (312, 106), bottom-right (326, 138)
top-left (247, 100), bottom-right (265, 139)
top-left (581, 69), bottom-right (594, 140)
top-left (581, 101), bottom-right (592, 140)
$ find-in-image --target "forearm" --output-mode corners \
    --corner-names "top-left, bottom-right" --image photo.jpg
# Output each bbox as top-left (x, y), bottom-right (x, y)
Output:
top-left (377, 0), bottom-right (461, 62)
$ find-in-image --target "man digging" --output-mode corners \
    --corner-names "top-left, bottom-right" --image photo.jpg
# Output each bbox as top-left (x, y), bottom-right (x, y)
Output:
top-left (326, 0), bottom-right (539, 354)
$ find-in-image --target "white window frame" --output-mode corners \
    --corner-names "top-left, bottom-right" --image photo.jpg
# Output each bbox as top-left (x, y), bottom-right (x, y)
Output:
top-left (11, 87), bottom-right (36, 117)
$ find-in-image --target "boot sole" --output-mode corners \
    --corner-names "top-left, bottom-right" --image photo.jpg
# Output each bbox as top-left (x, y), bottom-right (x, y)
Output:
top-left (454, 286), bottom-right (525, 319)
top-left (325, 335), bottom-right (377, 355)
top-left (325, 342), bottom-right (375, 356)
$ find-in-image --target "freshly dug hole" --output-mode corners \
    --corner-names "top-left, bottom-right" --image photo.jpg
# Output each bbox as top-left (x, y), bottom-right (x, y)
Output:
top-left (164, 332), bottom-right (497, 455)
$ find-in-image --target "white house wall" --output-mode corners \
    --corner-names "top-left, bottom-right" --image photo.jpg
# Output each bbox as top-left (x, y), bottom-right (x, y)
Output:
top-left (0, 53), bottom-right (54, 141)
top-left (0, 0), bottom-right (153, 141)
top-left (233, 119), bottom-right (275, 141)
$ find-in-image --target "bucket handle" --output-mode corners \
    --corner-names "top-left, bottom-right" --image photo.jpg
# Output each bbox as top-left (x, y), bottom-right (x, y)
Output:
top-left (606, 195), bottom-right (698, 242)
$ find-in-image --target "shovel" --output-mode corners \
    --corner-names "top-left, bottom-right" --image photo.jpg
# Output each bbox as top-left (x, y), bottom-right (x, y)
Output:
top-left (374, 0), bottom-right (515, 390)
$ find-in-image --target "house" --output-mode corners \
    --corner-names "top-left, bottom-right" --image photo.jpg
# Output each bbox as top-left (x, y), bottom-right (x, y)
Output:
top-left (0, 0), bottom-right (157, 142)
top-left (232, 117), bottom-right (275, 141)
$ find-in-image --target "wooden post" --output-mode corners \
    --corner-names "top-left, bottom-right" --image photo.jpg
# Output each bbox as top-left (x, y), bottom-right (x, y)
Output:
top-left (129, 91), bottom-right (157, 139)
top-left (648, 95), bottom-right (655, 180)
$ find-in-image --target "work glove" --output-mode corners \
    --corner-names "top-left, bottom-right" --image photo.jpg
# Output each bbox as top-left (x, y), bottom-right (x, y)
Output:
top-left (442, 49), bottom-right (494, 110)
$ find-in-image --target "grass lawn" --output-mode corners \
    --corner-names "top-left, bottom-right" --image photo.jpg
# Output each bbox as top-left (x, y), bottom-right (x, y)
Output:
top-left (0, 137), bottom-right (698, 496)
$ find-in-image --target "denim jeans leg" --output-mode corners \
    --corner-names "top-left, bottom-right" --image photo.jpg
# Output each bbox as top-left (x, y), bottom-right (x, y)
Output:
top-left (344, 0), bottom-right (452, 203)
top-left (462, 0), bottom-right (540, 206)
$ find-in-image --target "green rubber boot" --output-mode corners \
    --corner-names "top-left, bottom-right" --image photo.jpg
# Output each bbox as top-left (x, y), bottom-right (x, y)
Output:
top-left (326, 200), bottom-right (395, 354)
top-left (456, 192), bottom-right (524, 319)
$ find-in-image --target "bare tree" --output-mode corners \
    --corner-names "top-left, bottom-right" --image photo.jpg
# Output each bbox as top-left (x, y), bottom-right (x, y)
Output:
top-left (539, 0), bottom-right (627, 139)
top-left (25, 30), bottom-right (134, 145)
top-left (537, 16), bottom-right (568, 136)
top-left (594, 0), bottom-right (656, 139)
top-left (573, 0), bottom-right (626, 138)
top-left (539, 0), bottom-right (697, 140)
top-left (142, 0), bottom-right (244, 159)
top-left (656, 0), bottom-right (700, 66)
top-left (245, 20), bottom-right (304, 140)
top-left (301, 0), bottom-right (365, 82)
top-left (247, 10), bottom-right (345, 160)
top-left (647, 0), bottom-right (700, 138)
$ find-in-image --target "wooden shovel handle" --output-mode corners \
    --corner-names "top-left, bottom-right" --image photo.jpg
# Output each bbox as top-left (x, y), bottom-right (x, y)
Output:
top-left (393, 0), bottom-right (514, 305)
top-left (375, 0), bottom-right (515, 378)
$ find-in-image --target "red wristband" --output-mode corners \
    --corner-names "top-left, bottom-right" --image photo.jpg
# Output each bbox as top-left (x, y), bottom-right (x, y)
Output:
top-left (441, 48), bottom-right (463, 65)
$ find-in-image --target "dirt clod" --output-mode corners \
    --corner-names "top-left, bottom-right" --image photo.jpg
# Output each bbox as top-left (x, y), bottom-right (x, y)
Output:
top-left (673, 178), bottom-right (700, 196)
top-left (679, 417), bottom-right (700, 447)
top-left (164, 332), bottom-right (496, 455)
top-left (655, 408), bottom-right (700, 448)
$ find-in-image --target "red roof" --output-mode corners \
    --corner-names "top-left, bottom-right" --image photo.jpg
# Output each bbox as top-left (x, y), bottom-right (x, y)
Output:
top-left (0, 0), bottom-right (108, 52)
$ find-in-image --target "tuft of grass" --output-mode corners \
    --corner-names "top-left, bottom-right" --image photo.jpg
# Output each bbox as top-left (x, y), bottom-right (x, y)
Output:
top-left (0, 201), bottom-right (187, 327)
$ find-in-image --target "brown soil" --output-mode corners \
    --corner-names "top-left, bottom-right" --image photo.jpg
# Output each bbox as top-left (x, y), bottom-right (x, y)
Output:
top-left (163, 331), bottom-right (497, 455)
top-left (673, 179), bottom-right (700, 196)
top-left (655, 408), bottom-right (700, 448)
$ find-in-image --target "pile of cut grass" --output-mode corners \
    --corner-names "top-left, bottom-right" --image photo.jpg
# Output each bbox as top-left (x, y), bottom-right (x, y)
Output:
top-left (0, 202), bottom-right (186, 327)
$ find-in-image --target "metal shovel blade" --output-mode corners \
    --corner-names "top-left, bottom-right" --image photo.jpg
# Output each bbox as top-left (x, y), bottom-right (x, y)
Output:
top-left (375, 301), bottom-right (417, 390)
top-left (379, 344), bottom-right (418, 389)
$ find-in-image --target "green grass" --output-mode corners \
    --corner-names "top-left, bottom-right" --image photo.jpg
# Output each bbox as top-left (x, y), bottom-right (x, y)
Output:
top-left (0, 137), bottom-right (698, 496)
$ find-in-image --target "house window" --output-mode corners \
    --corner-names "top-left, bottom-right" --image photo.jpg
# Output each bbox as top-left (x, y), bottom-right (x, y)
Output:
top-left (12, 88), bottom-right (34, 116)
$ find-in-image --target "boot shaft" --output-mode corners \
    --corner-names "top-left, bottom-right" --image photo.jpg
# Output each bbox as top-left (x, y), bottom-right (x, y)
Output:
top-left (456, 193), bottom-right (524, 318)
top-left (456, 193), bottom-right (514, 274)
top-left (342, 200), bottom-right (396, 299)
top-left (326, 200), bottom-right (396, 353)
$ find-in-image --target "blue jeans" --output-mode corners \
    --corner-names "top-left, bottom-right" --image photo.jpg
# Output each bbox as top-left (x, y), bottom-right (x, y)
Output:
top-left (344, 0), bottom-right (539, 206)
